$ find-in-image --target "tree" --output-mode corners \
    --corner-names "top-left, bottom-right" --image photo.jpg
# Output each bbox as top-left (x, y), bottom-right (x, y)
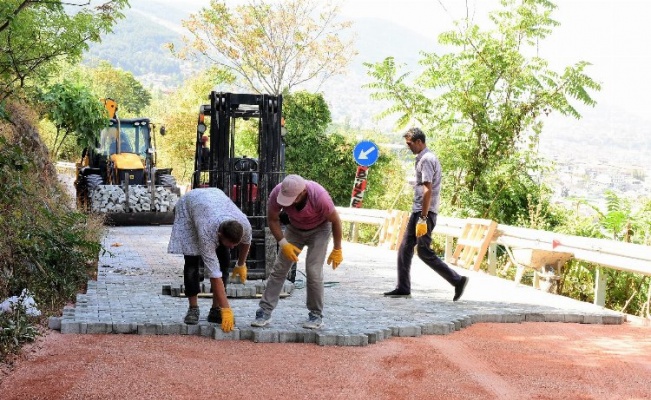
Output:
top-left (79, 61), bottom-right (151, 115)
top-left (169, 0), bottom-right (356, 95)
top-left (39, 81), bottom-right (109, 159)
top-left (283, 91), bottom-right (408, 209)
top-left (0, 0), bottom-right (130, 108)
top-left (148, 67), bottom-right (236, 184)
top-left (363, 0), bottom-right (600, 224)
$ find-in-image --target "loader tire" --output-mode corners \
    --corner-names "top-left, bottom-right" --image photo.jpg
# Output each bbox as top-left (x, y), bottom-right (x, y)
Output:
top-left (86, 174), bottom-right (104, 190)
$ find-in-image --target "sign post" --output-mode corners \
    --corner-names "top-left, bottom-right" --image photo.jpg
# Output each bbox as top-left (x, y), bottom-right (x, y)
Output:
top-left (350, 140), bottom-right (379, 208)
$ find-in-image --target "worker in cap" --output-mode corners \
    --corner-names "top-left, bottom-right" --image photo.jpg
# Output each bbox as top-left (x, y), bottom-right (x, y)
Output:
top-left (251, 174), bottom-right (343, 329)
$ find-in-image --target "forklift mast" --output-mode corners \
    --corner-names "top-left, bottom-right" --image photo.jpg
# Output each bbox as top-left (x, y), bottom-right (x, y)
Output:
top-left (194, 92), bottom-right (285, 279)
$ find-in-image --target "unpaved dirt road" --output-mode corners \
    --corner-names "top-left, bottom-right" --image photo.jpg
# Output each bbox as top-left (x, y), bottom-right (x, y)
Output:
top-left (2, 320), bottom-right (651, 400)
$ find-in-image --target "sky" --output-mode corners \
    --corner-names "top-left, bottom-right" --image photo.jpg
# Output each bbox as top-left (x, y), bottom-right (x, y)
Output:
top-left (170, 0), bottom-right (651, 115)
top-left (338, 0), bottom-right (651, 167)
top-left (156, 0), bottom-right (651, 166)
top-left (340, 0), bottom-right (651, 116)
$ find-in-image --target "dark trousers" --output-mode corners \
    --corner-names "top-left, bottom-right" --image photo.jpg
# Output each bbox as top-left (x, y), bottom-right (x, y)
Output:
top-left (184, 246), bottom-right (230, 298)
top-left (396, 212), bottom-right (462, 292)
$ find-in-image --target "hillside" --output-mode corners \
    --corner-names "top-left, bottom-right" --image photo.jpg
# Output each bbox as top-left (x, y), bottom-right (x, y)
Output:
top-left (82, 1), bottom-right (650, 174)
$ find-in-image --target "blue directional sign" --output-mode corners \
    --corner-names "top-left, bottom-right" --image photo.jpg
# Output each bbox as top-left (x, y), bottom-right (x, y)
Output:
top-left (353, 140), bottom-right (379, 167)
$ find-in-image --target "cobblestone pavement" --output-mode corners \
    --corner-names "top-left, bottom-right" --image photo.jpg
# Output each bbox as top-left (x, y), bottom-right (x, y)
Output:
top-left (50, 226), bottom-right (625, 346)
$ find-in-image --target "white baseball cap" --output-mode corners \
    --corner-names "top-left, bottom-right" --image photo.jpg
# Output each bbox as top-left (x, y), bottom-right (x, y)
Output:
top-left (277, 174), bottom-right (306, 206)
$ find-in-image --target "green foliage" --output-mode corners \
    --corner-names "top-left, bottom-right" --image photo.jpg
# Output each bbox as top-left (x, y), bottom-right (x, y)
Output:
top-left (284, 91), bottom-right (409, 210)
top-left (172, 0), bottom-right (356, 95)
top-left (0, 0), bottom-right (130, 105)
top-left (38, 81), bottom-right (109, 159)
top-left (148, 68), bottom-right (236, 184)
top-left (67, 61), bottom-right (152, 116)
top-left (1, 106), bottom-right (105, 361)
top-left (363, 0), bottom-right (600, 225)
top-left (0, 291), bottom-right (41, 358)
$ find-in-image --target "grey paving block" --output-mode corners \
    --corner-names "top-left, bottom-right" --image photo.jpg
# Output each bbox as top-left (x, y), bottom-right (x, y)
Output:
top-left (239, 328), bottom-right (255, 341)
top-left (200, 324), bottom-right (215, 337)
top-left (213, 328), bottom-right (240, 341)
top-left (525, 313), bottom-right (546, 322)
top-left (563, 314), bottom-right (584, 323)
top-left (300, 330), bottom-right (317, 344)
top-left (113, 322), bottom-right (136, 334)
top-left (63, 226), bottom-right (627, 347)
top-left (253, 329), bottom-right (279, 343)
top-left (138, 323), bottom-right (162, 335)
top-left (582, 314), bottom-right (603, 324)
top-left (543, 313), bottom-right (565, 322)
top-left (162, 324), bottom-right (182, 335)
top-left (278, 330), bottom-right (299, 343)
top-left (60, 321), bottom-right (80, 334)
top-left (185, 324), bottom-right (200, 336)
top-left (603, 314), bottom-right (625, 324)
top-left (48, 317), bottom-right (61, 331)
top-left (316, 333), bottom-right (338, 346)
top-left (87, 322), bottom-right (111, 334)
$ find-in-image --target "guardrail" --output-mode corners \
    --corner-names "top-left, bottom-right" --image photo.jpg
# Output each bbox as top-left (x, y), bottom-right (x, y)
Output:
top-left (335, 206), bottom-right (651, 307)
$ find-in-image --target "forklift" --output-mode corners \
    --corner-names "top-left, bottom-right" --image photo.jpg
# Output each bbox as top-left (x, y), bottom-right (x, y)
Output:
top-left (193, 92), bottom-right (293, 280)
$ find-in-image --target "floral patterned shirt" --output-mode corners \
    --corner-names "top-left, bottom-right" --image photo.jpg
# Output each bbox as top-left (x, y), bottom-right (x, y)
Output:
top-left (167, 188), bottom-right (251, 278)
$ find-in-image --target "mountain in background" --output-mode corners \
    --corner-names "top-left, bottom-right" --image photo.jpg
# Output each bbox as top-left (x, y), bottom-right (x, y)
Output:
top-left (83, 1), bottom-right (651, 171)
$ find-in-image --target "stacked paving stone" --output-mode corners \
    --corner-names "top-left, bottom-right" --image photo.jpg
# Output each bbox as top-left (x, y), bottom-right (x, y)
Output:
top-left (90, 185), bottom-right (178, 213)
top-left (162, 279), bottom-right (294, 298)
top-left (48, 226), bottom-right (627, 347)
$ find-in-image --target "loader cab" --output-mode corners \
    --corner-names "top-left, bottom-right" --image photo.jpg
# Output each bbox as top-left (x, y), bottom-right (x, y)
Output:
top-left (99, 118), bottom-right (154, 158)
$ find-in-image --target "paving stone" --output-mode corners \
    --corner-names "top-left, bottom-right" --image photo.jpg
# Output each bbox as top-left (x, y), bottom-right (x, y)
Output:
top-left (87, 323), bottom-right (111, 334)
top-left (213, 328), bottom-right (240, 341)
top-left (60, 321), bottom-right (80, 334)
top-left (48, 317), bottom-right (61, 331)
top-left (56, 226), bottom-right (626, 346)
top-left (254, 330), bottom-right (279, 343)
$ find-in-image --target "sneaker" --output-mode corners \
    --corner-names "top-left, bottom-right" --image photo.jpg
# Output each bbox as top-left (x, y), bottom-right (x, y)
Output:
top-left (251, 309), bottom-right (272, 327)
top-left (383, 288), bottom-right (411, 298)
top-left (184, 306), bottom-right (200, 325)
top-left (207, 307), bottom-right (221, 324)
top-left (453, 276), bottom-right (469, 301)
top-left (302, 313), bottom-right (323, 329)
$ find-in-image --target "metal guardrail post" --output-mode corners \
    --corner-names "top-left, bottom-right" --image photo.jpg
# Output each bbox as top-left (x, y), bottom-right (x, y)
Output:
top-left (594, 267), bottom-right (607, 306)
top-left (488, 242), bottom-right (497, 275)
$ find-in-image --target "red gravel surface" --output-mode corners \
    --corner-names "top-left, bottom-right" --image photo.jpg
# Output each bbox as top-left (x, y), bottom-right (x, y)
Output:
top-left (2, 320), bottom-right (651, 400)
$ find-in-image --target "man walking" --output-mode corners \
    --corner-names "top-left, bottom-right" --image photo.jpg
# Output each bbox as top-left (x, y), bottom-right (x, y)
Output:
top-left (384, 127), bottom-right (469, 301)
top-left (251, 174), bottom-right (343, 329)
top-left (168, 188), bottom-right (251, 332)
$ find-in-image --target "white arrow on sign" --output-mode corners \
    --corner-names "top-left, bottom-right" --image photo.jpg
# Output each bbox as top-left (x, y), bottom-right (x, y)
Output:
top-left (358, 146), bottom-right (377, 160)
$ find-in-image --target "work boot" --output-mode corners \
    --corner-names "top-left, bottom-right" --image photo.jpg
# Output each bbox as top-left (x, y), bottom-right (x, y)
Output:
top-left (251, 309), bottom-right (272, 327)
top-left (383, 288), bottom-right (411, 298)
top-left (184, 306), bottom-right (200, 325)
top-left (207, 307), bottom-right (222, 324)
top-left (302, 312), bottom-right (323, 329)
top-left (453, 276), bottom-right (469, 301)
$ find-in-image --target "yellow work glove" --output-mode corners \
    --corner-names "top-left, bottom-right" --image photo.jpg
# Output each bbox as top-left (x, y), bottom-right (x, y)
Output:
top-left (279, 238), bottom-right (301, 262)
top-left (220, 308), bottom-right (234, 332)
top-left (415, 216), bottom-right (428, 237)
top-left (327, 249), bottom-right (343, 270)
top-left (231, 264), bottom-right (247, 284)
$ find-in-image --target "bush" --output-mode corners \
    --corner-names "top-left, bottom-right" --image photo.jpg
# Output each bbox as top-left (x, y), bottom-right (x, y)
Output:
top-left (0, 290), bottom-right (41, 356)
top-left (1, 102), bottom-right (105, 362)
